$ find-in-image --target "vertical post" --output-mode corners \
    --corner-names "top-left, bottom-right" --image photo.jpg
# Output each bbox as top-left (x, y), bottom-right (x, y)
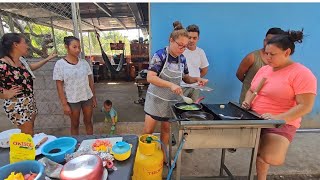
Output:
top-left (138, 28), bottom-right (141, 38)
top-left (176, 130), bottom-right (183, 180)
top-left (50, 17), bottom-right (58, 53)
top-left (168, 122), bottom-right (172, 169)
top-left (76, 2), bottom-right (85, 59)
top-left (0, 15), bottom-right (5, 37)
top-left (88, 31), bottom-right (92, 56)
top-left (148, 2), bottom-right (151, 61)
top-left (8, 14), bottom-right (14, 33)
top-left (71, 2), bottom-right (79, 38)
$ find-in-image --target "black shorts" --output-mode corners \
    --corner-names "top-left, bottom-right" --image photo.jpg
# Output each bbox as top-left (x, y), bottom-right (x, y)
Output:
top-left (145, 111), bottom-right (170, 122)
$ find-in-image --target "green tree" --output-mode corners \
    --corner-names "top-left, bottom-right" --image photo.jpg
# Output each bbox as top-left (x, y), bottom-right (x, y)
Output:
top-left (82, 31), bottom-right (131, 56)
top-left (2, 16), bottom-right (132, 58)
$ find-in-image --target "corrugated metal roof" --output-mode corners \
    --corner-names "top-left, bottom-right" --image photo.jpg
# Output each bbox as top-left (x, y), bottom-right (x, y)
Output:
top-left (0, 3), bottom-right (149, 34)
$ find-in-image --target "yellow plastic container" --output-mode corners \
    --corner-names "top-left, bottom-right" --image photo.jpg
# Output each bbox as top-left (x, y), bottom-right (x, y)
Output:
top-left (9, 133), bottom-right (35, 163)
top-left (132, 134), bottom-right (164, 180)
top-left (112, 142), bottom-right (132, 161)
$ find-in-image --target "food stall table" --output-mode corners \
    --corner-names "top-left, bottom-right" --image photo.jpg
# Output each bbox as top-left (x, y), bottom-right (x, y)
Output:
top-left (0, 134), bottom-right (138, 180)
top-left (169, 102), bottom-right (285, 180)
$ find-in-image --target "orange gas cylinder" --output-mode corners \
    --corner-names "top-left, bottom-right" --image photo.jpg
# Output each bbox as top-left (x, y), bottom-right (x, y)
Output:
top-left (130, 65), bottom-right (136, 80)
top-left (132, 134), bottom-right (164, 180)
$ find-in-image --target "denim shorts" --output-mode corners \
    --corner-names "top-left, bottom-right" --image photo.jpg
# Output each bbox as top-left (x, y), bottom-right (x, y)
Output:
top-left (68, 98), bottom-right (93, 111)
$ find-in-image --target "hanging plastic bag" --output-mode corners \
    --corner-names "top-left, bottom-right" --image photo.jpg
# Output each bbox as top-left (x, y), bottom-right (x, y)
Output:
top-left (38, 157), bottom-right (63, 179)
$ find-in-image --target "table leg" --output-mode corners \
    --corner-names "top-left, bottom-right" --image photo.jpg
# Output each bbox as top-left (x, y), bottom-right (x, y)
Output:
top-left (176, 130), bottom-right (183, 180)
top-left (126, 63), bottom-right (131, 81)
top-left (138, 63), bottom-right (143, 72)
top-left (220, 148), bottom-right (226, 176)
top-left (169, 123), bottom-right (172, 169)
top-left (248, 128), bottom-right (261, 180)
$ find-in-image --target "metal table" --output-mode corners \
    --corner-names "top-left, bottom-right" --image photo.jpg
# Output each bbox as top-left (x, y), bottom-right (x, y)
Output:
top-left (0, 134), bottom-right (138, 180)
top-left (169, 102), bottom-right (285, 180)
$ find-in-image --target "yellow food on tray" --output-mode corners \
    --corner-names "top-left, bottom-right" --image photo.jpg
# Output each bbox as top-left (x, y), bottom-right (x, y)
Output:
top-left (5, 172), bottom-right (24, 180)
top-left (5, 172), bottom-right (38, 180)
top-left (92, 139), bottom-right (112, 152)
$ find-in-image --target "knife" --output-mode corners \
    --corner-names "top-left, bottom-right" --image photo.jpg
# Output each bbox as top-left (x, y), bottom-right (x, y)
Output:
top-left (219, 114), bottom-right (243, 119)
top-left (181, 84), bottom-right (213, 91)
top-left (35, 137), bottom-right (48, 149)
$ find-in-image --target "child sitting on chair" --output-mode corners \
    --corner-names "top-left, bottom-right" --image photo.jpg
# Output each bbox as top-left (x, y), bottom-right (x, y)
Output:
top-left (101, 100), bottom-right (118, 134)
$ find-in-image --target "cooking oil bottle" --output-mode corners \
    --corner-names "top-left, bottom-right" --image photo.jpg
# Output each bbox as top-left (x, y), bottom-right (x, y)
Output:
top-left (132, 134), bottom-right (164, 180)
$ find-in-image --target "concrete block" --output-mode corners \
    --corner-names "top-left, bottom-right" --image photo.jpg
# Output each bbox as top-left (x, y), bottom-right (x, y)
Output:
top-left (48, 102), bottom-right (63, 115)
top-left (35, 114), bottom-right (67, 129)
top-left (36, 102), bottom-right (50, 115)
top-left (34, 90), bottom-right (50, 102)
top-left (33, 76), bottom-right (46, 90)
top-left (44, 76), bottom-right (56, 89)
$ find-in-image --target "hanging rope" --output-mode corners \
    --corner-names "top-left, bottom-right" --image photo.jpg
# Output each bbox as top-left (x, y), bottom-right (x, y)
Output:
top-left (91, 17), bottom-right (125, 74)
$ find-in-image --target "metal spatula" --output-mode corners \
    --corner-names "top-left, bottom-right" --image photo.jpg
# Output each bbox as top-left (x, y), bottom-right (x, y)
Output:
top-left (180, 95), bottom-right (193, 104)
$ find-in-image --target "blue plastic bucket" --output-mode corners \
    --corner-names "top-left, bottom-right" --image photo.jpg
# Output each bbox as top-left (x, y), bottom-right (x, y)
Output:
top-left (0, 160), bottom-right (45, 180)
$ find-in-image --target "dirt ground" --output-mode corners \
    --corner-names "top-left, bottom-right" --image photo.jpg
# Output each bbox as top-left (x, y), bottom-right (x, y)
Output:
top-left (237, 174), bottom-right (320, 180)
top-left (163, 174), bottom-right (320, 180)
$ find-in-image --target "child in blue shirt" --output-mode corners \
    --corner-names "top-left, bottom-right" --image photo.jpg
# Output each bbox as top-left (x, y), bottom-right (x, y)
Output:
top-left (101, 100), bottom-right (118, 134)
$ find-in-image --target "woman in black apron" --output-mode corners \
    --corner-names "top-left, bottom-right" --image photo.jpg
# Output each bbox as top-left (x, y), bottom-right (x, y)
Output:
top-left (143, 21), bottom-right (208, 163)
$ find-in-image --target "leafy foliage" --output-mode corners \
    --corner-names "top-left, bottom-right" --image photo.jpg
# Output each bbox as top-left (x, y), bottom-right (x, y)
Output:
top-left (2, 18), bottom-right (131, 57)
top-left (82, 31), bottom-right (131, 56)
